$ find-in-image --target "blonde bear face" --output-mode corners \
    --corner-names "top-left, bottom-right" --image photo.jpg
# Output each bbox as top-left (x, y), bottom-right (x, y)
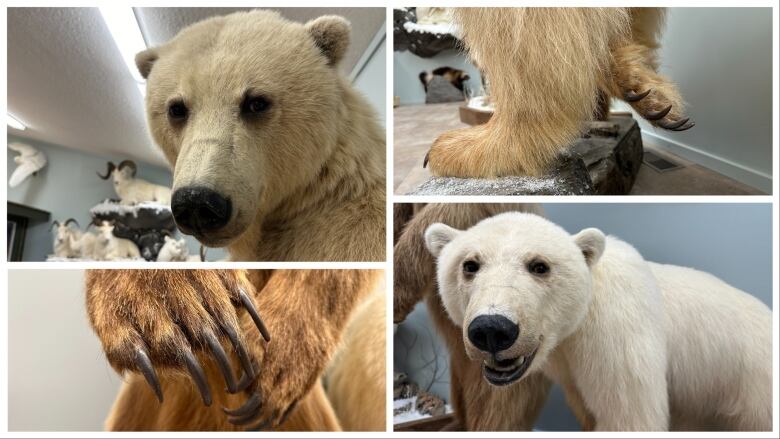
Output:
top-left (424, 212), bottom-right (604, 386)
top-left (136, 10), bottom-right (351, 247)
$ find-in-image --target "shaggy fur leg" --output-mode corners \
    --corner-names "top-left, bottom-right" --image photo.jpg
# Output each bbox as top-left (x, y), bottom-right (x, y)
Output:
top-left (425, 8), bottom-right (630, 177)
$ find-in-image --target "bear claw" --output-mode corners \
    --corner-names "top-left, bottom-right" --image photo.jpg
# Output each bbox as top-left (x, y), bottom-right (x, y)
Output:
top-left (658, 117), bottom-right (691, 130)
top-left (135, 348), bottom-right (163, 403)
top-left (644, 105), bottom-right (672, 121)
top-left (624, 89), bottom-right (651, 102)
top-left (239, 288), bottom-right (271, 342)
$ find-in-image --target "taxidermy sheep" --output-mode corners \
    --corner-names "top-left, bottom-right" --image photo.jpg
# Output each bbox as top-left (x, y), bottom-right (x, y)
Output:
top-left (51, 219), bottom-right (81, 258)
top-left (8, 142), bottom-right (47, 188)
top-left (97, 160), bottom-right (172, 205)
top-left (93, 221), bottom-right (141, 260)
top-left (156, 235), bottom-right (197, 262)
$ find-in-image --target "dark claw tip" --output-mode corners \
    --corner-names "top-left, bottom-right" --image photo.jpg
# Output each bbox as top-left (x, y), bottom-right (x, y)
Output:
top-left (183, 350), bottom-right (212, 407)
top-left (658, 117), bottom-right (690, 130)
top-left (644, 105), bottom-right (672, 121)
top-left (135, 348), bottom-right (163, 403)
top-left (672, 121), bottom-right (695, 131)
top-left (239, 288), bottom-right (271, 342)
top-left (624, 89), bottom-right (651, 102)
top-left (423, 151), bottom-right (430, 168)
top-left (223, 392), bottom-right (262, 417)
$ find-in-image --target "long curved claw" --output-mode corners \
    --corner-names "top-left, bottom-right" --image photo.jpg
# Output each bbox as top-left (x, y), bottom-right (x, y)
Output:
top-left (624, 89), bottom-right (651, 102)
top-left (238, 289), bottom-right (271, 342)
top-left (222, 324), bottom-right (255, 387)
top-left (246, 410), bottom-right (279, 431)
top-left (423, 151), bottom-right (430, 168)
top-left (135, 348), bottom-right (163, 403)
top-left (204, 331), bottom-right (237, 393)
top-left (672, 121), bottom-right (695, 131)
top-left (644, 105), bottom-right (672, 121)
top-left (223, 392), bottom-right (262, 417)
top-left (234, 366), bottom-right (259, 393)
top-left (658, 118), bottom-right (690, 130)
top-left (183, 350), bottom-right (212, 406)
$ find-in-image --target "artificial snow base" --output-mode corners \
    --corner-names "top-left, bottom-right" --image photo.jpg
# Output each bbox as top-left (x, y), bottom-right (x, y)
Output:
top-left (90, 200), bottom-right (177, 261)
top-left (408, 114), bottom-right (642, 196)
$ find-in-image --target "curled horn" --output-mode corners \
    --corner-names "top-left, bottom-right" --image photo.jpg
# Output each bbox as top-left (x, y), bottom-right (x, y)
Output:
top-left (64, 218), bottom-right (80, 228)
top-left (51, 220), bottom-right (60, 230)
top-left (97, 162), bottom-right (116, 179)
top-left (118, 160), bottom-right (137, 177)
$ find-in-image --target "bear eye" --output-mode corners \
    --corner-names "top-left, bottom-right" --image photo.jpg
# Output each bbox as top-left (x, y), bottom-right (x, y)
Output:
top-left (241, 95), bottom-right (272, 115)
top-left (528, 260), bottom-right (550, 276)
top-left (462, 260), bottom-right (480, 275)
top-left (167, 101), bottom-right (189, 121)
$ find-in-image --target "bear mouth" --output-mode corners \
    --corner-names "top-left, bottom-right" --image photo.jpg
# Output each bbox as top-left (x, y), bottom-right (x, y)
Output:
top-left (482, 345), bottom-right (539, 386)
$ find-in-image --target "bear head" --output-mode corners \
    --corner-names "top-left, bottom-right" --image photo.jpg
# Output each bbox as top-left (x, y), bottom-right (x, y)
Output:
top-left (424, 212), bottom-right (605, 386)
top-left (135, 10), bottom-right (352, 247)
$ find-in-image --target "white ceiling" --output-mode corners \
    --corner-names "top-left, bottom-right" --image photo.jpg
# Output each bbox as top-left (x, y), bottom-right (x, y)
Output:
top-left (7, 7), bottom-right (385, 168)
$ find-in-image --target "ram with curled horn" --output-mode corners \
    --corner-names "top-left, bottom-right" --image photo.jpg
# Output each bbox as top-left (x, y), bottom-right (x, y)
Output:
top-left (96, 159), bottom-right (172, 206)
top-left (50, 218), bottom-right (83, 258)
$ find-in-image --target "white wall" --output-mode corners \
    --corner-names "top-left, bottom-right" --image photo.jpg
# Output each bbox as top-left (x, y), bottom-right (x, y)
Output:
top-left (8, 270), bottom-right (121, 431)
top-left (393, 8), bottom-right (773, 192)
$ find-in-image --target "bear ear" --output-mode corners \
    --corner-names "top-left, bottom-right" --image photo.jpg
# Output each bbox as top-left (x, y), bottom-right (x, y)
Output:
top-left (135, 47), bottom-right (159, 79)
top-left (305, 15), bottom-right (351, 66)
top-left (424, 223), bottom-right (460, 257)
top-left (573, 228), bottom-right (605, 267)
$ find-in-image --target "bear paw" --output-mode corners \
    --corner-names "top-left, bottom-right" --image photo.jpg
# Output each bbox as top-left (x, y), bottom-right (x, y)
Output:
top-left (86, 270), bottom-right (270, 406)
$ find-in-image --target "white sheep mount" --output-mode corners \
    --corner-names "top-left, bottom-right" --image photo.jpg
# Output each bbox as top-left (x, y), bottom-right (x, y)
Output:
top-left (69, 225), bottom-right (99, 260)
top-left (51, 219), bottom-right (81, 258)
top-left (156, 235), bottom-right (196, 261)
top-left (93, 221), bottom-right (141, 260)
top-left (8, 142), bottom-right (47, 188)
top-left (97, 160), bottom-right (172, 205)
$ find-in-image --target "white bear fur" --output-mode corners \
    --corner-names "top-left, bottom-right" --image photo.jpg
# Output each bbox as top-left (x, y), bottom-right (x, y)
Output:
top-left (425, 212), bottom-right (771, 431)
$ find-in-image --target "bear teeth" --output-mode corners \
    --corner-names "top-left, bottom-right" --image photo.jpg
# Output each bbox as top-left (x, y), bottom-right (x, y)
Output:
top-left (518, 356), bottom-right (525, 364)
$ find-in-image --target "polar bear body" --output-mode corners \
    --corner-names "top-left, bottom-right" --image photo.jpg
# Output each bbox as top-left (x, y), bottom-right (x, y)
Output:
top-left (425, 212), bottom-right (771, 431)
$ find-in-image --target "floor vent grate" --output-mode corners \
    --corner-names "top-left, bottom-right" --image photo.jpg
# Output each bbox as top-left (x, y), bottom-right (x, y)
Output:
top-left (643, 151), bottom-right (683, 172)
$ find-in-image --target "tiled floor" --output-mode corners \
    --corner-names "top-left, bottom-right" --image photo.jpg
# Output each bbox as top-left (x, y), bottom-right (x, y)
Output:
top-left (393, 103), bottom-right (766, 195)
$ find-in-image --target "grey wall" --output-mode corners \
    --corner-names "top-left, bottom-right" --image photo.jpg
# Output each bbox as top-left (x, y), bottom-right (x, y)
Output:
top-left (613, 7), bottom-right (773, 193)
top-left (353, 31), bottom-right (387, 127)
top-left (8, 270), bottom-right (121, 431)
top-left (6, 135), bottom-right (219, 261)
top-left (393, 8), bottom-right (772, 192)
top-left (393, 203), bottom-right (772, 431)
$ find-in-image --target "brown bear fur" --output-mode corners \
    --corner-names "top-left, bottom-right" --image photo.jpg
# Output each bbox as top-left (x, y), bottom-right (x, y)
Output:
top-left (394, 204), bottom-right (596, 430)
top-left (426, 8), bottom-right (690, 178)
top-left (87, 269), bottom-right (383, 431)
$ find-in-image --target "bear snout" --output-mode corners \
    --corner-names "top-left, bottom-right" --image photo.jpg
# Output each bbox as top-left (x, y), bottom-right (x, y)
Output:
top-left (171, 186), bottom-right (232, 234)
top-left (467, 314), bottom-right (520, 354)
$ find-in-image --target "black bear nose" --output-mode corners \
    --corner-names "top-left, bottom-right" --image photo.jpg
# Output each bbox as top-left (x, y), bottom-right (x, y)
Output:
top-left (468, 315), bottom-right (519, 354)
top-left (171, 187), bottom-right (231, 233)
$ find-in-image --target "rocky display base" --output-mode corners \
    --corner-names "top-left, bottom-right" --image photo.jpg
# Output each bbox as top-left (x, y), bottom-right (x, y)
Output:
top-left (90, 201), bottom-right (176, 261)
top-left (407, 114), bottom-right (642, 196)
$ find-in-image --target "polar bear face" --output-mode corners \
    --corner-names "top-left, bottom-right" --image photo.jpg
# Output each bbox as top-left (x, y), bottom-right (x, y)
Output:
top-left (424, 212), bottom-right (605, 386)
top-left (136, 11), bottom-right (351, 247)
